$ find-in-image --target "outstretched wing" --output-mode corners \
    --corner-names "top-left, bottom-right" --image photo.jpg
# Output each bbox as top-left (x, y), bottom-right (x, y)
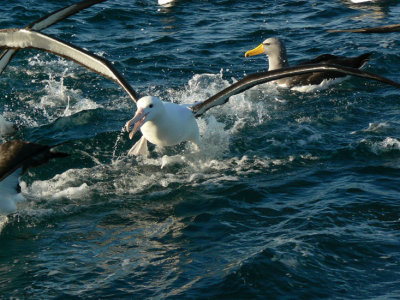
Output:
top-left (190, 64), bottom-right (400, 117)
top-left (0, 0), bottom-right (107, 75)
top-left (0, 140), bottom-right (68, 182)
top-left (0, 29), bottom-right (139, 103)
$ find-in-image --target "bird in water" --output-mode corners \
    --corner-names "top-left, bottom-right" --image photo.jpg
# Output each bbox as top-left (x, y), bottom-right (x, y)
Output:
top-left (0, 0), bottom-right (106, 213)
top-left (0, 30), bottom-right (399, 157)
top-left (245, 37), bottom-right (372, 87)
top-left (0, 140), bottom-right (68, 215)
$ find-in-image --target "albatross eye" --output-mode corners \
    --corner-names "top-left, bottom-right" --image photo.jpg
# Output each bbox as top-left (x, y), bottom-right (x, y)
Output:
top-left (149, 104), bottom-right (153, 108)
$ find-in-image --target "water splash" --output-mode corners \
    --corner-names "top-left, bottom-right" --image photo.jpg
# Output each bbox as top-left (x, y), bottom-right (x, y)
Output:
top-left (112, 127), bottom-right (128, 161)
top-left (21, 74), bottom-right (275, 202)
top-left (0, 215), bottom-right (8, 234)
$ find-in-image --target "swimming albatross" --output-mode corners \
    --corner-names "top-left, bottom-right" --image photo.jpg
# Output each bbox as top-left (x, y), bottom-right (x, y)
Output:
top-left (0, 29), bottom-right (399, 156)
top-left (245, 37), bottom-right (372, 87)
top-left (0, 1), bottom-right (104, 213)
top-left (0, 140), bottom-right (68, 214)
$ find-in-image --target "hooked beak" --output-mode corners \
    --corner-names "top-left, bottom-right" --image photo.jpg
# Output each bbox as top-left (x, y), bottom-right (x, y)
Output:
top-left (125, 107), bottom-right (149, 139)
top-left (245, 43), bottom-right (264, 58)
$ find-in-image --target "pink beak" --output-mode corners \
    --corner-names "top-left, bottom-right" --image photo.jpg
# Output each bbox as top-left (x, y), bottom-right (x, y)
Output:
top-left (125, 107), bottom-right (148, 139)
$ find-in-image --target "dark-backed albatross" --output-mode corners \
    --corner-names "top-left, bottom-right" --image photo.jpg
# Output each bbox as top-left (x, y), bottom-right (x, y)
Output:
top-left (245, 37), bottom-right (372, 87)
top-left (0, 0), bottom-right (106, 214)
top-left (0, 140), bottom-right (68, 215)
top-left (0, 29), bottom-right (399, 157)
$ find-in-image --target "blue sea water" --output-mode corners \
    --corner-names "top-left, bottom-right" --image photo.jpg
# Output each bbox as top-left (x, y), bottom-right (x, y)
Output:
top-left (1, 0), bottom-right (400, 298)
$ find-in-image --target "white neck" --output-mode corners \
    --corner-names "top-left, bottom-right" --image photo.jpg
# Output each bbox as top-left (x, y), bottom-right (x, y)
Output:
top-left (267, 50), bottom-right (289, 71)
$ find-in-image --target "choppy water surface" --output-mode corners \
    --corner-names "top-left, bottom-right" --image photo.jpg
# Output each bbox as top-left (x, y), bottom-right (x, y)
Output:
top-left (1, 0), bottom-right (400, 298)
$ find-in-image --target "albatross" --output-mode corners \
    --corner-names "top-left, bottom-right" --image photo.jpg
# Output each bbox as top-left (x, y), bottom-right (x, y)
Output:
top-left (0, 29), bottom-right (399, 156)
top-left (245, 37), bottom-right (372, 87)
top-left (0, 140), bottom-right (68, 215)
top-left (0, 0), bottom-right (106, 216)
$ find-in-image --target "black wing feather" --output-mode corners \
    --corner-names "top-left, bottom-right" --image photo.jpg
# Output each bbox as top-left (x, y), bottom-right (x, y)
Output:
top-left (191, 64), bottom-right (400, 117)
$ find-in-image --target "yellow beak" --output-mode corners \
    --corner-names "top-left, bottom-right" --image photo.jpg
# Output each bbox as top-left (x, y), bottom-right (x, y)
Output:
top-left (245, 43), bottom-right (264, 58)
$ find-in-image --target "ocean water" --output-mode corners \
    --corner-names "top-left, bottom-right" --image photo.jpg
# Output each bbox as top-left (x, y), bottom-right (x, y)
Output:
top-left (1, 0), bottom-right (400, 298)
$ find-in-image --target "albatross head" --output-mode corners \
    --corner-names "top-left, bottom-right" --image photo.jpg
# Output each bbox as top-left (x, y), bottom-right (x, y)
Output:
top-left (125, 96), bottom-right (165, 139)
top-left (245, 37), bottom-right (288, 70)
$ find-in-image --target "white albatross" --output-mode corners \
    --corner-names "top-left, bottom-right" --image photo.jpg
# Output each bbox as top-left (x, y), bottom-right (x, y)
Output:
top-left (0, 29), bottom-right (399, 157)
top-left (125, 96), bottom-right (200, 156)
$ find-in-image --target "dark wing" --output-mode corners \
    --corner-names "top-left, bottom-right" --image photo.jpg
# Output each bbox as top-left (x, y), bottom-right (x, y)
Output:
top-left (290, 53), bottom-right (372, 86)
top-left (298, 53), bottom-right (371, 68)
top-left (328, 24), bottom-right (400, 34)
top-left (0, 29), bottom-right (139, 103)
top-left (27, 0), bottom-right (107, 30)
top-left (0, 0), bottom-right (107, 75)
top-left (0, 140), bottom-right (68, 182)
top-left (190, 63), bottom-right (400, 117)
top-left (298, 54), bottom-right (342, 65)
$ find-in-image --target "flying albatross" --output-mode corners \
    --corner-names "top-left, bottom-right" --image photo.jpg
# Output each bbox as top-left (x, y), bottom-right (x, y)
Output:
top-left (0, 29), bottom-right (399, 157)
top-left (244, 37), bottom-right (372, 87)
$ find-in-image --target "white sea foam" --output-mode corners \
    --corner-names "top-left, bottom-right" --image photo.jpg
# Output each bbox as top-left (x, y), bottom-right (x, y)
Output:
top-left (0, 215), bottom-right (8, 233)
top-left (0, 114), bottom-right (16, 137)
top-left (351, 122), bottom-right (394, 135)
top-left (370, 137), bottom-right (400, 155)
top-left (290, 77), bottom-right (346, 93)
top-left (19, 71), bottom-right (317, 216)
top-left (38, 70), bottom-right (102, 120)
top-left (26, 169), bottom-right (92, 200)
top-left (12, 54), bottom-right (103, 126)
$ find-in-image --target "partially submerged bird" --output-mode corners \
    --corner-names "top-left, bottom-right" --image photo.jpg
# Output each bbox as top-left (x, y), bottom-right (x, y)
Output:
top-left (245, 37), bottom-right (372, 87)
top-left (0, 140), bottom-right (68, 215)
top-left (0, 29), bottom-right (399, 157)
top-left (0, 0), bottom-right (106, 215)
